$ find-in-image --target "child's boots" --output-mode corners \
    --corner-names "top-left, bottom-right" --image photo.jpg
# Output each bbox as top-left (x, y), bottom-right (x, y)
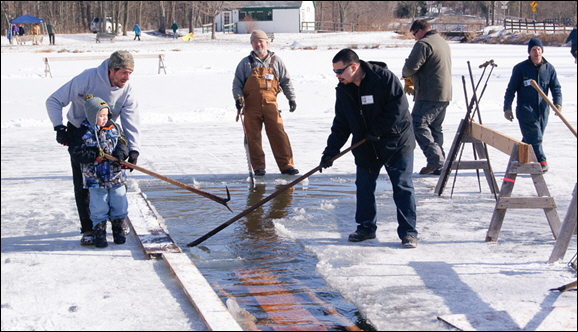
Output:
top-left (94, 220), bottom-right (108, 248)
top-left (111, 219), bottom-right (126, 244)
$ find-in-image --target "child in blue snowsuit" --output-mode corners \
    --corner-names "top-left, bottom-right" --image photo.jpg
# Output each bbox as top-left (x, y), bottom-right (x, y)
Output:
top-left (69, 95), bottom-right (130, 248)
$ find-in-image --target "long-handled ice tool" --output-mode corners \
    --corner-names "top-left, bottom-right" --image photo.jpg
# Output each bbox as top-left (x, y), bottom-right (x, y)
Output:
top-left (186, 138), bottom-right (366, 247)
top-left (103, 153), bottom-right (232, 212)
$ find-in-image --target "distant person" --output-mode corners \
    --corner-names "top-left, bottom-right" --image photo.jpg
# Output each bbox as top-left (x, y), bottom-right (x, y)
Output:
top-left (47, 23), bottom-right (56, 45)
top-left (46, 50), bottom-right (141, 245)
top-left (31, 23), bottom-right (41, 45)
top-left (31, 23), bottom-right (40, 35)
top-left (18, 24), bottom-right (25, 36)
top-left (320, 49), bottom-right (418, 248)
top-left (402, 19), bottom-right (452, 176)
top-left (12, 24), bottom-right (18, 36)
top-left (232, 30), bottom-right (299, 176)
top-left (503, 38), bottom-right (562, 173)
top-left (7, 28), bottom-right (12, 44)
top-left (171, 21), bottom-right (178, 39)
top-left (133, 23), bottom-right (141, 41)
top-left (565, 25), bottom-right (577, 63)
top-left (69, 95), bottom-right (130, 248)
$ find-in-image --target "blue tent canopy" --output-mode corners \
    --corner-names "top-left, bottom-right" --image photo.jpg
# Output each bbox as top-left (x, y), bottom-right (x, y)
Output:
top-left (10, 14), bottom-right (45, 25)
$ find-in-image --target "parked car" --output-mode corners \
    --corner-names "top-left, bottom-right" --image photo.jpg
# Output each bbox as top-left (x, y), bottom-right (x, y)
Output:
top-left (90, 17), bottom-right (122, 34)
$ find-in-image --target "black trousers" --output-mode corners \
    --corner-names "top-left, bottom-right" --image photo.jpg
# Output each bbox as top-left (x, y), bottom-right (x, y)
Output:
top-left (67, 122), bottom-right (92, 233)
top-left (49, 34), bottom-right (55, 45)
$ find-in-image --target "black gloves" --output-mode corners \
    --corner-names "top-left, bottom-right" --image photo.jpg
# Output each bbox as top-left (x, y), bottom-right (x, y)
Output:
top-left (319, 154), bottom-right (333, 173)
top-left (54, 125), bottom-right (69, 146)
top-left (235, 98), bottom-right (244, 111)
top-left (504, 109), bottom-right (514, 121)
top-left (289, 100), bottom-right (297, 112)
top-left (112, 141), bottom-right (129, 162)
top-left (366, 134), bottom-right (380, 142)
top-left (126, 150), bottom-right (139, 172)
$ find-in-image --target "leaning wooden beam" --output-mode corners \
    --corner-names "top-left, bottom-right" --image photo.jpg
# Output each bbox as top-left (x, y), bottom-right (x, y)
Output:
top-left (127, 191), bottom-right (242, 330)
top-left (467, 120), bottom-right (531, 163)
top-left (163, 253), bottom-right (243, 331)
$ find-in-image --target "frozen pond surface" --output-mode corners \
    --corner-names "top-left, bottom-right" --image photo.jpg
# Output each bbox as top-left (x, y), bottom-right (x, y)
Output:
top-left (140, 174), bottom-right (393, 330)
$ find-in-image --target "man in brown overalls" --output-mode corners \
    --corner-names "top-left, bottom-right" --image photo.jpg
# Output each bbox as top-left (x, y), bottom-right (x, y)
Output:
top-left (232, 30), bottom-right (298, 176)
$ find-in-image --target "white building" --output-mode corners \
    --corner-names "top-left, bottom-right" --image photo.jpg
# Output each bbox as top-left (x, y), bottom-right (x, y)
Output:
top-left (215, 1), bottom-right (316, 34)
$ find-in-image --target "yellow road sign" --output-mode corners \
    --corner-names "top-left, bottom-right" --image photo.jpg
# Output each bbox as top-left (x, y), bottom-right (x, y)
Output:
top-left (531, 1), bottom-right (537, 8)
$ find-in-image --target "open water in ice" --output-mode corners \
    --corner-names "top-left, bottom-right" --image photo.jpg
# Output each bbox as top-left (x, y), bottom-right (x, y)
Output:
top-left (139, 172), bottom-right (392, 330)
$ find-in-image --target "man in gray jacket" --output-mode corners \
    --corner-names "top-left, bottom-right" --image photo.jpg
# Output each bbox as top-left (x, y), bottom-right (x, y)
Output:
top-left (46, 50), bottom-right (140, 245)
top-left (402, 19), bottom-right (452, 175)
top-left (232, 30), bottom-right (298, 176)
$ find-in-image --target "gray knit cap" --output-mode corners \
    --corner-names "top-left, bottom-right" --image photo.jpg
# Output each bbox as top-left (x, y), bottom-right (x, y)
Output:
top-left (108, 50), bottom-right (134, 71)
top-left (84, 94), bottom-right (109, 127)
top-left (250, 30), bottom-right (269, 43)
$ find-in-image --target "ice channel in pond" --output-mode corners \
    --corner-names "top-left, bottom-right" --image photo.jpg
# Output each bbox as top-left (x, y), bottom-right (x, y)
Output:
top-left (139, 173), bottom-right (393, 330)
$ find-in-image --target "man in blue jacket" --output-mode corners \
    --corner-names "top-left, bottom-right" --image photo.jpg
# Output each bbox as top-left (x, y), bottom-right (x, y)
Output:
top-left (320, 49), bottom-right (418, 248)
top-left (504, 38), bottom-right (562, 172)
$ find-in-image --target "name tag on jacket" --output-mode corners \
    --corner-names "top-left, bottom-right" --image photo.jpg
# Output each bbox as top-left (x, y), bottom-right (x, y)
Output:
top-left (361, 95), bottom-right (374, 105)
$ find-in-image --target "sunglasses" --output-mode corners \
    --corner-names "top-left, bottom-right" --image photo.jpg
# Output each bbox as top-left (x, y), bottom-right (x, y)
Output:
top-left (333, 63), bottom-right (353, 75)
top-left (412, 29), bottom-right (420, 36)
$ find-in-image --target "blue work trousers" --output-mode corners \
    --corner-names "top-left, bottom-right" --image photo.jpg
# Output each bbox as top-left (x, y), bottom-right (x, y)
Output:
top-left (355, 152), bottom-right (418, 240)
top-left (518, 112), bottom-right (549, 163)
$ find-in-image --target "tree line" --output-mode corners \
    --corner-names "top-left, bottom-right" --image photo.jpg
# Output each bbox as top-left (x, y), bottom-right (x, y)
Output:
top-left (1, 1), bottom-right (576, 36)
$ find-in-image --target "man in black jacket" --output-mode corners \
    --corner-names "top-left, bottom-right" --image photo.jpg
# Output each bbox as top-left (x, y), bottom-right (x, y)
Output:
top-left (320, 49), bottom-right (418, 248)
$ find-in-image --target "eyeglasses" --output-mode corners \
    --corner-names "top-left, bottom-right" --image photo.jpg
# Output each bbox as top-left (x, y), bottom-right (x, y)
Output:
top-left (333, 63), bottom-right (353, 75)
top-left (412, 29), bottom-right (420, 36)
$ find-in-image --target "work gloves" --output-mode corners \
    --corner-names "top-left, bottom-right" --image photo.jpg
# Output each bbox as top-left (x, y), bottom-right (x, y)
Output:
top-left (319, 154), bottom-right (333, 173)
top-left (289, 100), bottom-right (297, 113)
top-left (235, 98), bottom-right (244, 112)
top-left (235, 98), bottom-right (244, 122)
top-left (54, 125), bottom-right (69, 146)
top-left (126, 150), bottom-right (139, 172)
top-left (403, 76), bottom-right (414, 96)
top-left (112, 138), bottom-right (129, 163)
top-left (504, 109), bottom-right (514, 122)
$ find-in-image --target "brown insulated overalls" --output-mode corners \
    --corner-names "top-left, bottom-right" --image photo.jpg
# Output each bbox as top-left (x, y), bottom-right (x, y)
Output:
top-left (243, 54), bottom-right (294, 172)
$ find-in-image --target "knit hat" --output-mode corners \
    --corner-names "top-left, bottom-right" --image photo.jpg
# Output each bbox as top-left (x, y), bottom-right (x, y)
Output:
top-left (528, 38), bottom-right (544, 53)
top-left (108, 50), bottom-right (134, 71)
top-left (250, 30), bottom-right (269, 43)
top-left (84, 94), bottom-right (109, 127)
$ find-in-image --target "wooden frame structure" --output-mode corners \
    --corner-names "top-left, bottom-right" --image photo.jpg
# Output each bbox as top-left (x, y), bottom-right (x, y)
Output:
top-left (43, 53), bottom-right (166, 78)
top-left (438, 120), bottom-right (564, 245)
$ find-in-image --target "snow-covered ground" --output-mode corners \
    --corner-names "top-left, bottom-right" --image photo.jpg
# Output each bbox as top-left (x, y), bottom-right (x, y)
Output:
top-left (1, 29), bottom-right (576, 330)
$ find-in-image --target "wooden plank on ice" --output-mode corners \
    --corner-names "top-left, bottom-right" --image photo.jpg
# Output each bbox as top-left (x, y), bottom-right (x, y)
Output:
top-left (162, 252), bottom-right (243, 331)
top-left (126, 191), bottom-right (181, 258)
top-left (437, 305), bottom-right (577, 331)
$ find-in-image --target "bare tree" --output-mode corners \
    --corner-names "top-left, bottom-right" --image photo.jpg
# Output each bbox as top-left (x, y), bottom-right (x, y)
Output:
top-left (200, 1), bottom-right (226, 40)
top-left (158, 1), bottom-right (167, 33)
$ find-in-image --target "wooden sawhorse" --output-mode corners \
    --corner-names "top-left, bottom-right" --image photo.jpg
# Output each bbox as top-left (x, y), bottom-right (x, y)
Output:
top-left (485, 143), bottom-right (561, 242)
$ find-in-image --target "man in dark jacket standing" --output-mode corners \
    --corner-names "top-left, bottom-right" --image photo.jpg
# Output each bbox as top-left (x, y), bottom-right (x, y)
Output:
top-left (320, 49), bottom-right (418, 248)
top-left (504, 38), bottom-right (562, 173)
top-left (402, 19), bottom-right (452, 175)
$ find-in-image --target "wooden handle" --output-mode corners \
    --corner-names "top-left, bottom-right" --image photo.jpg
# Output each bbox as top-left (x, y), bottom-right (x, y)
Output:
top-left (103, 153), bottom-right (231, 210)
top-left (530, 80), bottom-right (577, 138)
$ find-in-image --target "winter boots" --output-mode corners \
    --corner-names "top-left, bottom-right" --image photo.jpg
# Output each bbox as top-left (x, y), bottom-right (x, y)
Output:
top-left (94, 219), bottom-right (126, 248)
top-left (94, 221), bottom-right (108, 248)
top-left (111, 219), bottom-right (126, 244)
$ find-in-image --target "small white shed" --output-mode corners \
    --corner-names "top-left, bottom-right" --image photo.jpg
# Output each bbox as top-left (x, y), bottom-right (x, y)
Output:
top-left (215, 1), bottom-right (316, 34)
